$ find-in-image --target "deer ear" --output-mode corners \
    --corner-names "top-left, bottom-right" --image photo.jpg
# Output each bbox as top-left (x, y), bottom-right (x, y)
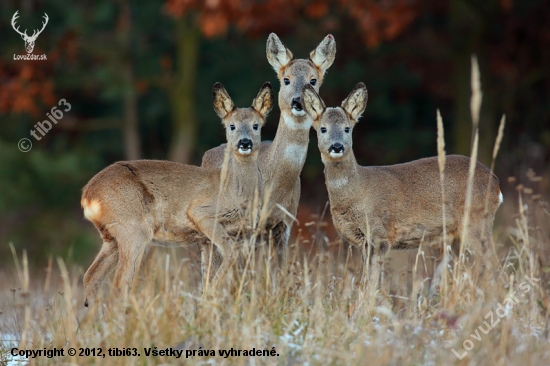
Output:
top-left (266, 33), bottom-right (293, 73)
top-left (301, 84), bottom-right (326, 124)
top-left (251, 82), bottom-right (274, 119)
top-left (309, 34), bottom-right (336, 76)
top-left (212, 82), bottom-right (235, 119)
top-left (341, 82), bottom-right (368, 124)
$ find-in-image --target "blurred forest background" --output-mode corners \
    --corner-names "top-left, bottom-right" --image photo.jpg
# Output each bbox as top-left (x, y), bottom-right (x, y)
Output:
top-left (0, 0), bottom-right (548, 267)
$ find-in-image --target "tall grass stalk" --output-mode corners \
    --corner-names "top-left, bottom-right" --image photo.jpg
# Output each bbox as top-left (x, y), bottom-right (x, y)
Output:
top-left (455, 55), bottom-right (482, 284)
top-left (431, 109), bottom-right (449, 302)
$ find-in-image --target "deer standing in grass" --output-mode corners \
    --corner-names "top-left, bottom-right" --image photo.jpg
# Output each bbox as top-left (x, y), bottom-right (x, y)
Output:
top-left (81, 82), bottom-right (274, 306)
top-left (301, 83), bottom-right (503, 285)
top-left (202, 33), bottom-right (336, 267)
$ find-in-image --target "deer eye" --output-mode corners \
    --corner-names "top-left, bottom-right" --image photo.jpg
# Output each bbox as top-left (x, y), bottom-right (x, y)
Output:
top-left (320, 127), bottom-right (327, 134)
top-left (310, 79), bottom-right (317, 86)
top-left (345, 127), bottom-right (350, 133)
top-left (230, 125), bottom-right (235, 131)
top-left (253, 124), bottom-right (259, 130)
top-left (283, 78), bottom-right (290, 85)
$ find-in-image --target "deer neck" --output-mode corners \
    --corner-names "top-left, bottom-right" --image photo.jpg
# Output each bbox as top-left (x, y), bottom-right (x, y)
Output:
top-left (225, 153), bottom-right (262, 199)
top-left (264, 112), bottom-right (311, 184)
top-left (322, 152), bottom-right (361, 202)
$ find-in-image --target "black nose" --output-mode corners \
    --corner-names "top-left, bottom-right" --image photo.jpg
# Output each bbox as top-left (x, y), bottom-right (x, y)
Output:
top-left (291, 97), bottom-right (302, 111)
top-left (329, 143), bottom-right (344, 153)
top-left (238, 138), bottom-right (252, 150)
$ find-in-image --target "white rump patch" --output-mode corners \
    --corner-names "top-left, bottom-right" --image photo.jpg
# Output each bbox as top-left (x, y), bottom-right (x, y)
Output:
top-left (284, 143), bottom-right (307, 165)
top-left (499, 191), bottom-right (503, 205)
top-left (329, 151), bottom-right (343, 159)
top-left (328, 176), bottom-right (348, 189)
top-left (283, 114), bottom-right (313, 130)
top-left (82, 199), bottom-right (102, 221)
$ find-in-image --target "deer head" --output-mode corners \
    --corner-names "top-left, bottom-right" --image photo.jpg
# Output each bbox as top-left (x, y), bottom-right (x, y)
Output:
top-left (11, 11), bottom-right (49, 54)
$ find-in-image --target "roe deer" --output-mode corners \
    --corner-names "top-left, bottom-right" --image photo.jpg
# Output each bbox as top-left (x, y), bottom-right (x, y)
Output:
top-left (81, 82), bottom-right (274, 306)
top-left (301, 83), bottom-right (503, 285)
top-left (202, 33), bottom-right (336, 267)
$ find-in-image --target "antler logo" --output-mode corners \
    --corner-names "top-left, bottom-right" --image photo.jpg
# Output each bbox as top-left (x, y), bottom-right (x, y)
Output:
top-left (11, 10), bottom-right (49, 54)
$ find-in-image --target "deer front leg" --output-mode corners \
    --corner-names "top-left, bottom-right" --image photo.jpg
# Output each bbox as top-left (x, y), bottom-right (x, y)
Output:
top-left (359, 244), bottom-right (370, 286)
top-left (199, 240), bottom-right (224, 288)
top-left (355, 225), bottom-right (389, 288)
top-left (188, 205), bottom-right (238, 286)
top-left (270, 221), bottom-right (290, 269)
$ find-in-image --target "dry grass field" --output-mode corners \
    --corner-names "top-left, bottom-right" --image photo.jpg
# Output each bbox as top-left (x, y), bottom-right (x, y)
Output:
top-left (1, 60), bottom-right (549, 366)
top-left (0, 186), bottom-right (549, 365)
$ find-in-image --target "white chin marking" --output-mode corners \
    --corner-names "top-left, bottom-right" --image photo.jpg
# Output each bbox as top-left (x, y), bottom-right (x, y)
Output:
top-left (282, 114), bottom-right (313, 130)
top-left (238, 148), bottom-right (252, 155)
top-left (329, 151), bottom-right (343, 159)
top-left (291, 109), bottom-right (306, 117)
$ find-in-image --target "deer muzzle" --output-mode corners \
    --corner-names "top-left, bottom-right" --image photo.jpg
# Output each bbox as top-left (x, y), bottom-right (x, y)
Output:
top-left (291, 97), bottom-right (303, 111)
top-left (329, 143), bottom-right (344, 158)
top-left (237, 138), bottom-right (253, 155)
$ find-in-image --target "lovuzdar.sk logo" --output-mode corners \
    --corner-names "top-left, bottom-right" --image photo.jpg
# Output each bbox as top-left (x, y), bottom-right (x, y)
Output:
top-left (11, 10), bottom-right (48, 60)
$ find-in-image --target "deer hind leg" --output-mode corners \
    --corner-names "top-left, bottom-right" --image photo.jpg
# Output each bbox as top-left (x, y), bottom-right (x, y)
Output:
top-left (453, 219), bottom-right (503, 282)
top-left (111, 225), bottom-right (152, 301)
top-left (84, 240), bottom-right (118, 307)
top-left (480, 219), bottom-right (505, 283)
top-left (484, 236), bottom-right (506, 284)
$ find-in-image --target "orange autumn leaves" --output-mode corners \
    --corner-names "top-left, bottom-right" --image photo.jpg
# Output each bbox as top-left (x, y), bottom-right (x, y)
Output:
top-left (0, 62), bottom-right (56, 116)
top-left (165, 0), bottom-right (418, 46)
top-left (342, 0), bottom-right (417, 48)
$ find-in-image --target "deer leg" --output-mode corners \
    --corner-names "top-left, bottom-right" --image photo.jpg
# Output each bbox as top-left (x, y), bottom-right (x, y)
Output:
top-left (188, 205), bottom-right (237, 287)
top-left (270, 221), bottom-right (290, 270)
top-left (359, 244), bottom-right (387, 289)
top-left (481, 221), bottom-right (505, 284)
top-left (200, 240), bottom-right (224, 288)
top-left (366, 239), bottom-right (389, 289)
top-left (359, 244), bottom-right (370, 286)
top-left (212, 245), bottom-right (239, 287)
top-left (83, 240), bottom-right (118, 307)
top-left (112, 227), bottom-right (151, 302)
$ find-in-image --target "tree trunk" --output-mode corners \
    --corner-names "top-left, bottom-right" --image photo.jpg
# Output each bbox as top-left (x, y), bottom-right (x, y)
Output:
top-left (451, 0), bottom-right (496, 167)
top-left (122, 66), bottom-right (141, 160)
top-left (119, 0), bottom-right (141, 160)
top-left (168, 17), bottom-right (200, 164)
